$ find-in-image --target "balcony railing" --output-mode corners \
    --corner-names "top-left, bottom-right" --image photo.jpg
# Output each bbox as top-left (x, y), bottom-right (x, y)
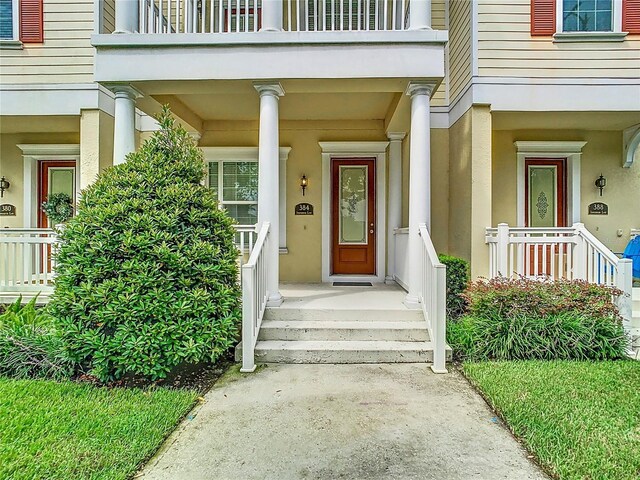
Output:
top-left (114, 0), bottom-right (430, 35)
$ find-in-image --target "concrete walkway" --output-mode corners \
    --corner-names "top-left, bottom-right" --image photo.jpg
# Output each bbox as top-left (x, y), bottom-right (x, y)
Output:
top-left (141, 364), bottom-right (547, 480)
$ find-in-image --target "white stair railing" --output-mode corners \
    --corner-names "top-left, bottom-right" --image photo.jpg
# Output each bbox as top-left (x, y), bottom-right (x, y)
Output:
top-left (418, 224), bottom-right (447, 373)
top-left (486, 223), bottom-right (634, 336)
top-left (240, 221), bottom-right (271, 372)
top-left (0, 229), bottom-right (58, 294)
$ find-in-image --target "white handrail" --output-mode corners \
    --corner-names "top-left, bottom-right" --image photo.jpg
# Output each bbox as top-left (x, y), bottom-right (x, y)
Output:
top-left (418, 223), bottom-right (447, 373)
top-left (486, 223), bottom-right (634, 337)
top-left (240, 221), bottom-right (270, 372)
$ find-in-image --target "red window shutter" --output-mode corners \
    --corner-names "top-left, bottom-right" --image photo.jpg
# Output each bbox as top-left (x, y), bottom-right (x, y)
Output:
top-left (531, 0), bottom-right (556, 36)
top-left (623, 0), bottom-right (640, 34)
top-left (19, 0), bottom-right (44, 43)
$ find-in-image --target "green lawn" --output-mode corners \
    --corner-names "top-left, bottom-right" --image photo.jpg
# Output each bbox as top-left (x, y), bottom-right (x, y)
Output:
top-left (463, 361), bottom-right (640, 480)
top-left (0, 378), bottom-right (198, 480)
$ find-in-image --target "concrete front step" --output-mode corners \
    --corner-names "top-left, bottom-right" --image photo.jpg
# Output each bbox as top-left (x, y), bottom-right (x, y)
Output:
top-left (264, 308), bottom-right (424, 322)
top-left (258, 320), bottom-right (429, 342)
top-left (253, 340), bottom-right (447, 364)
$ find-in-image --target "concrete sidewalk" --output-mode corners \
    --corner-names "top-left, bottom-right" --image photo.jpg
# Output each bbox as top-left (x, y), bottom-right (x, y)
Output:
top-left (141, 364), bottom-right (547, 480)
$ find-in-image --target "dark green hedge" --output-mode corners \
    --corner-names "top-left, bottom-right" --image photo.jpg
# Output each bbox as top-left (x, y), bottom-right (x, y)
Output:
top-left (438, 254), bottom-right (469, 320)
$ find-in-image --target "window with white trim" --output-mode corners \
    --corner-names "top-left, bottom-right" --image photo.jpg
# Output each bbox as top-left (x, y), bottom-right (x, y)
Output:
top-left (562, 0), bottom-right (613, 32)
top-left (207, 160), bottom-right (258, 226)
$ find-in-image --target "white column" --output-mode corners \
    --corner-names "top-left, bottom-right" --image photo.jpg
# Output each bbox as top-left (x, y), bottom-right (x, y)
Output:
top-left (112, 86), bottom-right (139, 165)
top-left (261, 0), bottom-right (283, 31)
top-left (409, 0), bottom-right (432, 30)
top-left (114, 0), bottom-right (139, 33)
top-left (386, 132), bottom-right (406, 282)
top-left (255, 82), bottom-right (285, 306)
top-left (404, 82), bottom-right (434, 308)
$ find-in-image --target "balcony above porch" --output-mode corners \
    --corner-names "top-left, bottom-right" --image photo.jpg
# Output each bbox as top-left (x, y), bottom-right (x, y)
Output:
top-left (92, 0), bottom-right (447, 83)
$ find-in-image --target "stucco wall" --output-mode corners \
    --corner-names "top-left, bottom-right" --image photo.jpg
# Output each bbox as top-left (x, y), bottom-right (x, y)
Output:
top-left (0, 131), bottom-right (80, 228)
top-left (200, 119), bottom-right (387, 283)
top-left (447, 105), bottom-right (492, 278)
top-left (493, 128), bottom-right (640, 254)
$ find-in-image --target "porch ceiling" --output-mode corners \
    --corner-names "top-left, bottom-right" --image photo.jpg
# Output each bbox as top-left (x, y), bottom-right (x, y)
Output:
top-left (173, 92), bottom-right (397, 121)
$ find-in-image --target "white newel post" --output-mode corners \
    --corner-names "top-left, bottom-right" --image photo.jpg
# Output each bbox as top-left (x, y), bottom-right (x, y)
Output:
top-left (409, 0), bottom-right (432, 30)
top-left (616, 258), bottom-right (633, 338)
top-left (404, 82), bottom-right (434, 308)
top-left (112, 86), bottom-right (139, 165)
top-left (114, 0), bottom-right (139, 33)
top-left (261, 0), bottom-right (283, 31)
top-left (496, 223), bottom-right (509, 276)
top-left (387, 132), bottom-right (406, 282)
top-left (255, 82), bottom-right (284, 306)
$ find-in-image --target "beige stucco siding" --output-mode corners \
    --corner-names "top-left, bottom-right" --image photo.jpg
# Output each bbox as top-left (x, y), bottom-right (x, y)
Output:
top-left (493, 127), bottom-right (640, 254)
top-left (448, 0), bottom-right (472, 102)
top-left (0, 0), bottom-right (95, 84)
top-left (477, 0), bottom-right (640, 78)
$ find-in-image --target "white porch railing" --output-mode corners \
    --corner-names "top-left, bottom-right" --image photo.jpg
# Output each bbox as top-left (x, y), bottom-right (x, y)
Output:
top-left (393, 227), bottom-right (409, 290)
top-left (136, 0), bottom-right (412, 33)
top-left (235, 224), bottom-right (256, 267)
top-left (0, 229), bottom-right (58, 294)
top-left (486, 223), bottom-right (634, 332)
top-left (418, 224), bottom-right (447, 373)
top-left (240, 221), bottom-right (271, 372)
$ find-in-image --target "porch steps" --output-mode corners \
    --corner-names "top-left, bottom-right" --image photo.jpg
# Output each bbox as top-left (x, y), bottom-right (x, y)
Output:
top-left (246, 306), bottom-right (450, 365)
top-left (253, 340), bottom-right (437, 364)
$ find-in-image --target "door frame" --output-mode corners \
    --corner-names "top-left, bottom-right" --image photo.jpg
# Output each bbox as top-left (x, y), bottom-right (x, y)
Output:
top-left (524, 158), bottom-right (567, 228)
top-left (320, 141), bottom-right (388, 283)
top-left (515, 141), bottom-right (586, 227)
top-left (38, 161), bottom-right (77, 228)
top-left (17, 144), bottom-right (80, 228)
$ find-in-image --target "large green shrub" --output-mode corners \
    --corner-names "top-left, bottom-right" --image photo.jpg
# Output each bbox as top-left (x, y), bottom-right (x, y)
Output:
top-left (449, 277), bottom-right (627, 361)
top-left (49, 107), bottom-right (241, 382)
top-left (0, 297), bottom-right (74, 380)
top-left (438, 254), bottom-right (469, 320)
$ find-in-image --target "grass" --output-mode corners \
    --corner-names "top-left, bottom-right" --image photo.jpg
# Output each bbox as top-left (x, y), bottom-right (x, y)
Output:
top-left (463, 360), bottom-right (640, 480)
top-left (0, 378), bottom-right (198, 480)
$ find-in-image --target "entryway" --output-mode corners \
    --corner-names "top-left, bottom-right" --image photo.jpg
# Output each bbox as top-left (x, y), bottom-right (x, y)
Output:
top-left (38, 160), bottom-right (76, 228)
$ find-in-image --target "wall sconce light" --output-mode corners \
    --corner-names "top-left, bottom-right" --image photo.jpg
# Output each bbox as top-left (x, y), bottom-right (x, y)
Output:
top-left (595, 174), bottom-right (606, 196)
top-left (300, 174), bottom-right (308, 196)
top-left (0, 177), bottom-right (9, 198)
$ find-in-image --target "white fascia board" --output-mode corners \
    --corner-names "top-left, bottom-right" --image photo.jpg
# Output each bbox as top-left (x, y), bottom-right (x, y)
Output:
top-left (0, 84), bottom-right (115, 116)
top-left (92, 30), bottom-right (448, 47)
top-left (94, 43), bottom-right (445, 82)
top-left (201, 146), bottom-right (291, 162)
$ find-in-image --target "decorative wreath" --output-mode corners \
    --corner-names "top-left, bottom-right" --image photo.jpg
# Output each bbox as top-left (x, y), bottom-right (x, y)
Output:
top-left (41, 192), bottom-right (74, 225)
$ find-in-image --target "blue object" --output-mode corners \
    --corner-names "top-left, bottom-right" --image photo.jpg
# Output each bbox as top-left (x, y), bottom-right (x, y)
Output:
top-left (623, 236), bottom-right (640, 279)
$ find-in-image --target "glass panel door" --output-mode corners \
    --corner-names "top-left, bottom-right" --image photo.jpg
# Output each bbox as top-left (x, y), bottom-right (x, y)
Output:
top-left (528, 165), bottom-right (557, 228)
top-left (339, 165), bottom-right (368, 245)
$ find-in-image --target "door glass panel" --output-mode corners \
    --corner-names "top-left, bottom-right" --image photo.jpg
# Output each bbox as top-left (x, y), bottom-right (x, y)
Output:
top-left (528, 166), bottom-right (557, 227)
top-left (49, 168), bottom-right (74, 198)
top-left (339, 165), bottom-right (367, 244)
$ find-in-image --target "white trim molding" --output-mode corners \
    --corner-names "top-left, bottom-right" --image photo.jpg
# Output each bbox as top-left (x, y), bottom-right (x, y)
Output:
top-left (623, 125), bottom-right (640, 168)
top-left (319, 141), bottom-right (389, 284)
top-left (17, 144), bottom-right (81, 228)
top-left (201, 146), bottom-right (291, 250)
top-left (515, 141), bottom-right (587, 227)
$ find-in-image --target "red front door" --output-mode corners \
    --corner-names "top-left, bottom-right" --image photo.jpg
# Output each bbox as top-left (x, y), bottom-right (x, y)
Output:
top-left (331, 158), bottom-right (376, 275)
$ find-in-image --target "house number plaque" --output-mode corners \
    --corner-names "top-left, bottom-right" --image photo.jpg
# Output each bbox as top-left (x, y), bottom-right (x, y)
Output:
top-left (588, 202), bottom-right (608, 215)
top-left (0, 204), bottom-right (16, 216)
top-left (295, 203), bottom-right (314, 215)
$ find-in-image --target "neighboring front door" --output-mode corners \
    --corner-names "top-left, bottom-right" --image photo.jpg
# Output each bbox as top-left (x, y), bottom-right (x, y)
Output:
top-left (524, 158), bottom-right (567, 274)
top-left (38, 161), bottom-right (76, 228)
top-left (331, 158), bottom-right (376, 275)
